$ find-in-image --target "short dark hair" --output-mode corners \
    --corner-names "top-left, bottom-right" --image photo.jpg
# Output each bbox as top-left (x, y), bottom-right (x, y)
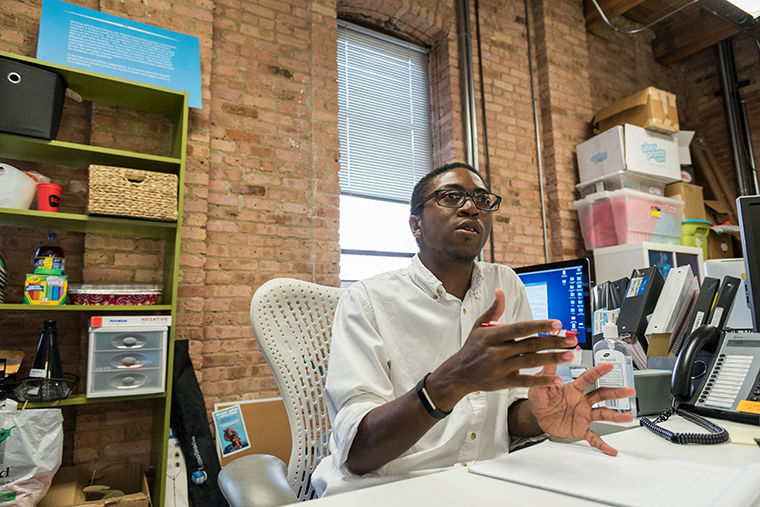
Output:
top-left (410, 162), bottom-right (485, 215)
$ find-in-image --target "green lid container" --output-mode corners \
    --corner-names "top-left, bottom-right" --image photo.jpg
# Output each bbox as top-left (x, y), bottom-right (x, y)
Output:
top-left (681, 219), bottom-right (711, 260)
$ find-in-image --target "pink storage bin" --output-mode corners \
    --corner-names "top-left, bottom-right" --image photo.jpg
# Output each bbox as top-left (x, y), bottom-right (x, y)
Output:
top-left (574, 188), bottom-right (683, 250)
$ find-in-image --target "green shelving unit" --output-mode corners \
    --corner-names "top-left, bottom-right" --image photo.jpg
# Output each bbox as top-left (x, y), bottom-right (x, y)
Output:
top-left (0, 50), bottom-right (188, 507)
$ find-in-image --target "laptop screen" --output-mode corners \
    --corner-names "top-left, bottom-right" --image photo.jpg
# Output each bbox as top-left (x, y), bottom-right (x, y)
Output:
top-left (513, 258), bottom-right (592, 349)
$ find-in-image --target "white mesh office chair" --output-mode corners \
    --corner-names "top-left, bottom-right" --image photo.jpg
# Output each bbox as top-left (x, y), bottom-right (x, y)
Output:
top-left (218, 278), bottom-right (344, 507)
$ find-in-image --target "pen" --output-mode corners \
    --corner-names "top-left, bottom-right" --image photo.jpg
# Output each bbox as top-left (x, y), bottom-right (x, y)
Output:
top-left (482, 322), bottom-right (578, 340)
top-left (539, 329), bottom-right (578, 339)
top-left (482, 322), bottom-right (579, 339)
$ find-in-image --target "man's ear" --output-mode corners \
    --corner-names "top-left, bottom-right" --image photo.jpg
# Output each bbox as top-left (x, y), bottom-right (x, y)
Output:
top-left (409, 214), bottom-right (422, 238)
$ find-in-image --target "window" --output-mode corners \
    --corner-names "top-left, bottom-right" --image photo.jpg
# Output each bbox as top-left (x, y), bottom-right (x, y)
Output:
top-left (337, 21), bottom-right (433, 285)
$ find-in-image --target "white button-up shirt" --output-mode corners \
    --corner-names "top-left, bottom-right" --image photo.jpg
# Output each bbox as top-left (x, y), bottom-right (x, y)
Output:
top-left (312, 255), bottom-right (534, 495)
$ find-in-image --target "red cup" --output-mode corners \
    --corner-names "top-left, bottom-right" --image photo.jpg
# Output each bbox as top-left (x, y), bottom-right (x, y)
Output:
top-left (37, 183), bottom-right (62, 212)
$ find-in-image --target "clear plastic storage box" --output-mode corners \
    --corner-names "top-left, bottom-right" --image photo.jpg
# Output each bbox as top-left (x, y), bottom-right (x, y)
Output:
top-left (576, 170), bottom-right (668, 198)
top-left (573, 188), bottom-right (684, 250)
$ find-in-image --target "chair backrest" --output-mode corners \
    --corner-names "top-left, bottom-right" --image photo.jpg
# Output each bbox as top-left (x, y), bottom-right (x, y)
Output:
top-left (250, 278), bottom-right (344, 501)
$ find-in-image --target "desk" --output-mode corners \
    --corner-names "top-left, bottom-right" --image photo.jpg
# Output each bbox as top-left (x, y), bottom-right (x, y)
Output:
top-left (299, 417), bottom-right (760, 506)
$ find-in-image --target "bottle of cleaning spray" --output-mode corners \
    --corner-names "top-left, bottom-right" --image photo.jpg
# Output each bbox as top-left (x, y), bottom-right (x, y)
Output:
top-left (593, 321), bottom-right (637, 417)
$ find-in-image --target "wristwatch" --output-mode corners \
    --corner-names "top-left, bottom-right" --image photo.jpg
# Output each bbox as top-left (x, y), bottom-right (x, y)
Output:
top-left (416, 372), bottom-right (452, 419)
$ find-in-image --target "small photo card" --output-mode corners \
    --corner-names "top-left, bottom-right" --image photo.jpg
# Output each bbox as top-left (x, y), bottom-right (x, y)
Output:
top-left (212, 404), bottom-right (251, 457)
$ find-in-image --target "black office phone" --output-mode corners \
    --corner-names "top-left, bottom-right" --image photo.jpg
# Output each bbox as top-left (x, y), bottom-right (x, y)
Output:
top-left (672, 325), bottom-right (760, 426)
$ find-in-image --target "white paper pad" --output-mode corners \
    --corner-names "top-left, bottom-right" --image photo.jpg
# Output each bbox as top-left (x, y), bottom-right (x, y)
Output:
top-left (469, 441), bottom-right (760, 507)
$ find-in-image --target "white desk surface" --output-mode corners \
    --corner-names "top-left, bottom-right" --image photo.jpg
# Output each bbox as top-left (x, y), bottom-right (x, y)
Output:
top-left (300, 416), bottom-right (760, 506)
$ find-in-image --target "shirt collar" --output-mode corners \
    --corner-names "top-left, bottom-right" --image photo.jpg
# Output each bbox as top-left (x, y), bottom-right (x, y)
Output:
top-left (409, 254), bottom-right (484, 300)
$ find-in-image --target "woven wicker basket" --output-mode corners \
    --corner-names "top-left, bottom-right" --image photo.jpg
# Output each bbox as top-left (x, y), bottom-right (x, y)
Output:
top-left (88, 165), bottom-right (178, 221)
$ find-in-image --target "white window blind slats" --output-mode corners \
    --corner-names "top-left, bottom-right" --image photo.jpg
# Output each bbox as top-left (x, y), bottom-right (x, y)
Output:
top-left (337, 22), bottom-right (433, 203)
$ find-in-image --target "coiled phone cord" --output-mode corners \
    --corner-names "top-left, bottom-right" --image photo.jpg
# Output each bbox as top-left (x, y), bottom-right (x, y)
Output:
top-left (640, 406), bottom-right (730, 445)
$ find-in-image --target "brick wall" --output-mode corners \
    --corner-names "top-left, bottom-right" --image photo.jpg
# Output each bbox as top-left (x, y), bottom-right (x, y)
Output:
top-left (2, 0), bottom-right (759, 474)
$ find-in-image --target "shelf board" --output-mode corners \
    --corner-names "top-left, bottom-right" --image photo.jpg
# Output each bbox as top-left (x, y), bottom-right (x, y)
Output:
top-left (0, 304), bottom-right (172, 311)
top-left (0, 132), bottom-right (182, 172)
top-left (0, 207), bottom-right (177, 238)
top-left (24, 392), bottom-right (166, 408)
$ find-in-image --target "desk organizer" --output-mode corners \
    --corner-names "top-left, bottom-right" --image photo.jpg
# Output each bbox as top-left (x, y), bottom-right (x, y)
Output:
top-left (87, 164), bottom-right (178, 221)
top-left (87, 325), bottom-right (167, 398)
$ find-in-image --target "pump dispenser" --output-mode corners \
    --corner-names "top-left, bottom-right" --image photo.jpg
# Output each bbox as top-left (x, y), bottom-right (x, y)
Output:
top-left (593, 321), bottom-right (637, 416)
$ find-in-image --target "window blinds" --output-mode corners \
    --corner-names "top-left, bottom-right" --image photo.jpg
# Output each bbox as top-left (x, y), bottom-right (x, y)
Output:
top-left (337, 22), bottom-right (433, 203)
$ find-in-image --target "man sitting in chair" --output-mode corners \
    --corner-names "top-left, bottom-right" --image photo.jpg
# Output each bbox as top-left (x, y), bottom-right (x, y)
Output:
top-left (312, 163), bottom-right (635, 495)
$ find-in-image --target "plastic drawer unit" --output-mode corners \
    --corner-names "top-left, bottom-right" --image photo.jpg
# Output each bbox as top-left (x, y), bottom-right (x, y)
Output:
top-left (87, 326), bottom-right (168, 398)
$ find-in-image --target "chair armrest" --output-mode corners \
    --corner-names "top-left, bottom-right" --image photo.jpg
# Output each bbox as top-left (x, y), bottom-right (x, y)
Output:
top-left (218, 454), bottom-right (297, 507)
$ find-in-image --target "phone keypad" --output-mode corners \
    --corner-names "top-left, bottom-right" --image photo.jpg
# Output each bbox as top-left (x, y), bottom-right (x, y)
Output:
top-left (697, 354), bottom-right (753, 409)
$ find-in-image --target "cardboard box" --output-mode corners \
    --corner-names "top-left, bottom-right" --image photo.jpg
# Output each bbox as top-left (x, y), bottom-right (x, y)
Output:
top-left (576, 124), bottom-right (681, 184)
top-left (708, 229), bottom-right (738, 259)
top-left (593, 86), bottom-right (679, 134)
top-left (38, 465), bottom-right (150, 507)
top-left (646, 333), bottom-right (672, 357)
top-left (676, 130), bottom-right (695, 165)
top-left (24, 273), bottom-right (67, 305)
top-left (665, 182), bottom-right (705, 220)
top-left (704, 199), bottom-right (732, 224)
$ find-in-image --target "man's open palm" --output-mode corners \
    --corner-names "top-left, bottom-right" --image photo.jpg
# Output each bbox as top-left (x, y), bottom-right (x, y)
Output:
top-left (528, 363), bottom-right (636, 456)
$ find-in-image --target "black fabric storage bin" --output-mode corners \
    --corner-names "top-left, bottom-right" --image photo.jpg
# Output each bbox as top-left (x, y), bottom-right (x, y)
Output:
top-left (0, 57), bottom-right (67, 140)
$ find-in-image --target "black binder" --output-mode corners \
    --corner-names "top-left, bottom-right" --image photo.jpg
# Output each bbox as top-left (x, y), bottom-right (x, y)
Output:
top-left (669, 276), bottom-right (720, 355)
top-left (617, 266), bottom-right (665, 368)
top-left (708, 275), bottom-right (741, 330)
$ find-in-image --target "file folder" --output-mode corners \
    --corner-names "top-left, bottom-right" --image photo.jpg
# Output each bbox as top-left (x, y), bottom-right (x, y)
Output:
top-left (592, 276), bottom-right (629, 312)
top-left (617, 266), bottom-right (664, 368)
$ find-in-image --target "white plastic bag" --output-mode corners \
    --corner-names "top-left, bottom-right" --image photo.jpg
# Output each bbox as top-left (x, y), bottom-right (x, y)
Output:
top-left (0, 408), bottom-right (63, 506)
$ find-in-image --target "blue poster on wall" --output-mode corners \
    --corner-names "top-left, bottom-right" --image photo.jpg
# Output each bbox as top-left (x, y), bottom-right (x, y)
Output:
top-left (37, 0), bottom-right (202, 108)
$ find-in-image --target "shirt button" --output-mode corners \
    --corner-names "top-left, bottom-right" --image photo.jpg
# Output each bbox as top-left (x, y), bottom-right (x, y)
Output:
top-left (459, 462), bottom-right (468, 467)
top-left (433, 294), bottom-right (438, 300)
top-left (470, 432), bottom-right (477, 440)
top-left (463, 308), bottom-right (467, 315)
top-left (437, 288), bottom-right (443, 295)
top-left (473, 391), bottom-right (481, 395)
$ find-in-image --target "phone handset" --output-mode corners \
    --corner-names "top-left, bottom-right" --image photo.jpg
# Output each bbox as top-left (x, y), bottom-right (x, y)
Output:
top-left (671, 325), bottom-right (721, 402)
top-left (640, 324), bottom-right (730, 445)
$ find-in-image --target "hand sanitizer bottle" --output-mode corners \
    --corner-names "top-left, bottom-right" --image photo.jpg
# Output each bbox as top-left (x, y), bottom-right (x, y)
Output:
top-left (593, 322), bottom-right (637, 417)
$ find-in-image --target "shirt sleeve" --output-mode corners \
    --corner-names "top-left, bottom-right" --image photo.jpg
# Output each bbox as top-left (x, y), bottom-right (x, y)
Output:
top-left (325, 283), bottom-right (396, 476)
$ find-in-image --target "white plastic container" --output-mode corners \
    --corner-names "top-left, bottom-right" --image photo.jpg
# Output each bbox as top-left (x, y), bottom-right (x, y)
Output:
top-left (593, 324), bottom-right (637, 417)
top-left (0, 163), bottom-right (37, 209)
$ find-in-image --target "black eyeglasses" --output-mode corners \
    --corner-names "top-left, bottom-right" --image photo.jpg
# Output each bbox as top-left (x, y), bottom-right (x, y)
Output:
top-left (414, 189), bottom-right (502, 213)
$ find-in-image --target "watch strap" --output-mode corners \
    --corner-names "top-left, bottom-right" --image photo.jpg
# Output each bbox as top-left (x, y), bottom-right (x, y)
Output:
top-left (415, 372), bottom-right (452, 420)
